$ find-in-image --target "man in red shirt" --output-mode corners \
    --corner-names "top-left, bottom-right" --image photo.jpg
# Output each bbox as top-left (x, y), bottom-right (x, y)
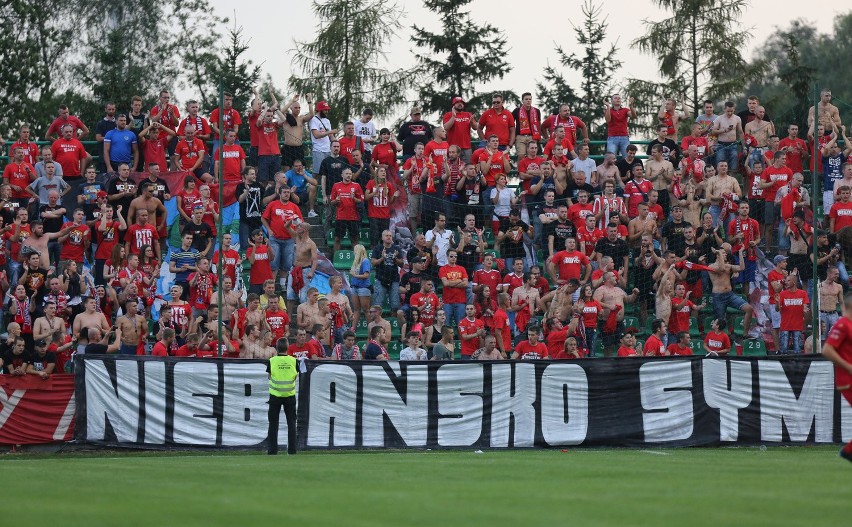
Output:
top-left (261, 187), bottom-right (303, 290)
top-left (643, 319), bottom-right (668, 356)
top-left (767, 255), bottom-right (788, 347)
top-left (568, 190), bottom-right (594, 230)
top-left (442, 96), bottom-right (477, 162)
top-left (51, 124), bottom-right (90, 178)
top-left (680, 124), bottom-right (710, 159)
top-left (668, 283), bottom-right (704, 339)
top-left (457, 304), bottom-right (485, 359)
top-left (548, 237), bottom-right (591, 285)
top-left (173, 125), bottom-right (210, 182)
top-left (150, 90), bottom-right (181, 133)
top-left (703, 318), bottom-right (731, 355)
top-left (820, 292), bottom-right (852, 462)
top-left (576, 214), bottom-right (604, 258)
top-left (212, 232), bottom-right (241, 286)
top-left (727, 202), bottom-right (761, 297)
top-left (138, 122), bottom-right (174, 173)
top-left (10, 125), bottom-right (39, 165)
top-left (255, 106), bottom-right (283, 186)
top-left (264, 292), bottom-right (291, 343)
top-left (124, 209), bottom-right (160, 259)
top-left (246, 230), bottom-right (274, 295)
top-left (424, 126), bottom-right (449, 178)
top-left (188, 256), bottom-right (216, 317)
top-left (604, 94), bottom-right (636, 157)
top-left (758, 150), bottom-right (793, 247)
top-left (474, 135), bottom-right (511, 189)
top-left (409, 277), bottom-right (441, 327)
top-left (777, 273), bottom-right (809, 354)
top-left (150, 328), bottom-right (175, 357)
top-left (46, 105), bottom-right (89, 140)
top-left (778, 123), bottom-right (809, 175)
top-left (58, 209), bottom-right (90, 264)
top-left (209, 92), bottom-right (242, 141)
top-left (512, 325), bottom-right (549, 359)
top-left (477, 93), bottom-right (515, 149)
top-left (830, 185), bottom-right (852, 232)
top-left (541, 104), bottom-right (588, 155)
top-left (330, 168), bottom-right (364, 253)
top-left (512, 92), bottom-right (542, 156)
top-left (177, 100), bottom-right (212, 141)
top-left (439, 249), bottom-right (468, 326)
top-left (473, 253), bottom-right (502, 295)
top-left (213, 130), bottom-right (247, 182)
top-left (666, 332), bottom-right (693, 356)
top-left (3, 146), bottom-right (36, 205)
top-left (338, 121), bottom-right (365, 164)
top-left (624, 165), bottom-right (654, 218)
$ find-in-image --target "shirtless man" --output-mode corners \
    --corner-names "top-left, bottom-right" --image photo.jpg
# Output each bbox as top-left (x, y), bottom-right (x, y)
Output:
top-left (211, 275), bottom-right (243, 323)
top-left (287, 222), bottom-right (318, 311)
top-left (326, 275), bottom-right (352, 329)
top-left (281, 94), bottom-right (315, 171)
top-left (313, 300), bottom-right (333, 353)
top-left (628, 202), bottom-right (660, 249)
top-left (115, 298), bottom-right (147, 355)
top-left (16, 219), bottom-right (73, 268)
top-left (808, 89), bottom-right (842, 138)
top-left (708, 244), bottom-right (753, 335)
top-left (32, 301), bottom-right (67, 343)
top-left (127, 181), bottom-right (167, 237)
top-left (511, 272), bottom-right (542, 333)
top-left (658, 97), bottom-right (691, 141)
top-left (646, 144), bottom-right (674, 214)
top-left (704, 161), bottom-right (742, 227)
top-left (240, 323), bottom-right (274, 359)
top-left (367, 304), bottom-right (392, 346)
top-left (297, 287), bottom-right (321, 331)
top-left (744, 106), bottom-right (775, 150)
top-left (593, 271), bottom-right (640, 356)
top-left (231, 293), bottom-right (267, 339)
top-left (596, 152), bottom-right (623, 189)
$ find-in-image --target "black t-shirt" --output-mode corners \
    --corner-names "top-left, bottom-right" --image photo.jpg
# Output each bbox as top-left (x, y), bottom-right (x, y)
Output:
top-left (129, 113), bottom-right (148, 137)
top-left (84, 343), bottom-right (109, 355)
top-left (1, 348), bottom-right (27, 373)
top-left (646, 139), bottom-right (681, 166)
top-left (107, 177), bottom-right (137, 221)
top-left (318, 155), bottom-right (351, 193)
top-left (182, 221), bottom-right (213, 252)
top-left (27, 350), bottom-right (56, 371)
top-left (661, 220), bottom-right (692, 257)
top-left (546, 219), bottom-right (576, 252)
top-left (39, 204), bottom-right (64, 233)
top-left (499, 219), bottom-right (529, 259)
top-left (682, 240), bottom-right (704, 284)
top-left (22, 267), bottom-right (49, 298)
top-left (141, 177), bottom-right (169, 203)
top-left (565, 182), bottom-right (596, 204)
top-left (616, 157), bottom-right (644, 181)
top-left (364, 342), bottom-right (383, 360)
top-left (397, 120), bottom-right (434, 156)
top-left (78, 182), bottom-right (105, 222)
top-left (696, 225), bottom-right (722, 256)
top-left (236, 182), bottom-right (263, 222)
top-left (594, 237), bottom-right (630, 270)
top-left (372, 244), bottom-right (403, 285)
top-left (400, 271), bottom-right (424, 302)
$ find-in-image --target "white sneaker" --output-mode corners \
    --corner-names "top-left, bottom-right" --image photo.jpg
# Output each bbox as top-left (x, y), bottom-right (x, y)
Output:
top-left (308, 210), bottom-right (318, 218)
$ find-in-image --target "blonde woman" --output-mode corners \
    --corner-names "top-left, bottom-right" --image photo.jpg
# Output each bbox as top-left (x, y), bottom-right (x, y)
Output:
top-left (349, 244), bottom-right (372, 329)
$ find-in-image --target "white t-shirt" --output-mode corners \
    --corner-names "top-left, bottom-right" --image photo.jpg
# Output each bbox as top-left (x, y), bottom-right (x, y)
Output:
top-left (425, 228), bottom-right (454, 266)
top-left (490, 187), bottom-right (514, 219)
top-left (572, 157), bottom-right (597, 184)
top-left (399, 346), bottom-right (427, 361)
top-left (310, 116), bottom-right (333, 153)
top-left (355, 120), bottom-right (377, 152)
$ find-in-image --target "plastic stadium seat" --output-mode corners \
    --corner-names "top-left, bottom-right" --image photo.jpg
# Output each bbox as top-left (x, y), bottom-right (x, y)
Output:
top-left (387, 341), bottom-right (403, 360)
top-left (732, 315), bottom-right (746, 337)
top-left (623, 316), bottom-right (640, 332)
top-left (454, 340), bottom-right (462, 359)
top-left (742, 339), bottom-right (766, 356)
top-left (388, 317), bottom-right (402, 337)
top-left (354, 319), bottom-right (369, 339)
top-left (333, 250), bottom-right (355, 270)
top-left (689, 339), bottom-right (705, 354)
top-left (327, 231), bottom-right (353, 249)
top-left (484, 249), bottom-right (498, 259)
top-left (689, 320), bottom-right (700, 337)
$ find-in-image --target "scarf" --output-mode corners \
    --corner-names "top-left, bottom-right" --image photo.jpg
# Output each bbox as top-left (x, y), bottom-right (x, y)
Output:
top-left (368, 339), bottom-right (387, 358)
top-left (445, 159), bottom-right (463, 196)
top-left (519, 106), bottom-right (541, 140)
top-left (661, 111), bottom-right (675, 136)
top-left (720, 192), bottom-right (738, 221)
top-left (425, 160), bottom-right (437, 194)
top-left (735, 216), bottom-right (756, 260)
top-left (515, 299), bottom-right (531, 333)
top-left (328, 302), bottom-right (345, 329)
top-left (604, 304), bottom-right (622, 334)
top-left (597, 195), bottom-right (621, 229)
top-left (675, 260), bottom-right (713, 272)
top-left (290, 266), bottom-right (305, 293)
top-left (671, 175), bottom-right (684, 200)
top-left (336, 343), bottom-right (358, 360)
top-left (17, 297), bottom-right (31, 332)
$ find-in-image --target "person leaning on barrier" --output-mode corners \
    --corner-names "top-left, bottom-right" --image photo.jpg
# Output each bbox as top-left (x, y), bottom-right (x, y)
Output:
top-left (267, 337), bottom-right (298, 455)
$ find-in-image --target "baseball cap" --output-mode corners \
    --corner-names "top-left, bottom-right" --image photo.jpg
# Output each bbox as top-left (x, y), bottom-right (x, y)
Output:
top-left (410, 105), bottom-right (423, 115)
top-left (412, 257), bottom-right (426, 264)
top-left (620, 327), bottom-right (639, 339)
top-left (773, 255), bottom-right (787, 265)
top-left (452, 97), bottom-right (465, 105)
top-left (96, 191), bottom-right (108, 198)
top-left (34, 339), bottom-right (48, 347)
top-left (316, 100), bottom-right (331, 112)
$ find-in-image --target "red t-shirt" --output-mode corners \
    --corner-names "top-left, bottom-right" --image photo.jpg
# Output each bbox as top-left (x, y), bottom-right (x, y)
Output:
top-left (51, 138), bottom-right (88, 177)
top-left (478, 109), bottom-right (515, 145)
top-left (265, 310), bottom-right (291, 342)
top-left (179, 190), bottom-right (201, 220)
top-left (830, 201), bottom-right (852, 232)
top-left (169, 303), bottom-right (190, 334)
top-left (517, 156), bottom-right (546, 190)
top-left (668, 297), bottom-right (695, 335)
top-left (760, 166), bottom-right (793, 202)
top-left (402, 156), bottom-right (427, 193)
top-left (472, 148), bottom-right (507, 187)
top-left (576, 226), bottom-right (604, 257)
top-left (747, 170), bottom-right (764, 199)
top-left (541, 115), bottom-right (585, 149)
top-left (287, 341), bottom-right (323, 360)
top-left (473, 269), bottom-right (502, 295)
top-left (150, 104), bottom-right (180, 131)
top-left (568, 203), bottom-right (595, 231)
top-left (257, 121), bottom-right (281, 156)
top-left (331, 182), bottom-right (363, 221)
top-left (624, 178), bottom-right (654, 218)
top-left (617, 346), bottom-right (638, 357)
top-left (10, 141), bottom-right (39, 166)
top-left (581, 300), bottom-right (602, 329)
top-left (442, 111), bottom-right (474, 149)
top-left (681, 135), bottom-right (709, 157)
top-left (371, 143), bottom-right (399, 174)
top-left (501, 272), bottom-right (524, 297)
top-left (767, 270), bottom-right (786, 305)
top-left (458, 317), bottom-right (484, 356)
top-left (177, 116), bottom-right (212, 139)
top-left (366, 180), bottom-right (394, 219)
top-left (424, 140), bottom-right (449, 177)
top-left (142, 137), bottom-right (169, 173)
top-left (779, 289), bottom-right (809, 331)
top-left (247, 245), bottom-right (273, 285)
top-left (47, 115), bottom-right (87, 138)
top-left (439, 264), bottom-right (468, 304)
top-left (175, 138), bottom-right (206, 170)
top-left (125, 223), bottom-right (159, 254)
top-left (727, 217), bottom-right (760, 259)
top-left (3, 162), bottom-right (35, 198)
top-left (262, 200), bottom-right (303, 239)
top-left (409, 292), bottom-right (440, 326)
top-left (247, 110), bottom-right (260, 147)
top-left (778, 137), bottom-right (808, 174)
top-left (667, 343), bottom-right (693, 356)
top-left (208, 107), bottom-right (243, 140)
top-left (551, 250), bottom-right (589, 282)
top-left (214, 143), bottom-right (246, 182)
top-left (151, 341), bottom-right (170, 357)
top-left (607, 107), bottom-right (630, 137)
top-left (704, 331), bottom-right (731, 354)
top-left (543, 137), bottom-right (572, 159)
top-left (212, 248), bottom-right (240, 285)
top-left (492, 308), bottom-right (511, 351)
top-left (643, 335), bottom-right (666, 357)
top-left (514, 340), bottom-right (549, 360)
top-left (95, 220), bottom-right (121, 260)
top-left (188, 271), bottom-right (215, 310)
top-left (338, 136), bottom-right (364, 164)
top-left (59, 222), bottom-right (89, 262)
top-left (824, 317), bottom-right (852, 387)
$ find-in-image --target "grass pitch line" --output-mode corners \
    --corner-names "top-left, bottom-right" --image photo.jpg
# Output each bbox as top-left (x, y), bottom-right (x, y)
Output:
top-left (639, 450), bottom-right (672, 455)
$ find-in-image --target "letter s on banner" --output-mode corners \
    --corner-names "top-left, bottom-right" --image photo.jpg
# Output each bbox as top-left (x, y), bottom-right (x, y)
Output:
top-left (540, 363), bottom-right (588, 446)
top-left (640, 361), bottom-right (694, 442)
top-left (437, 364), bottom-right (484, 447)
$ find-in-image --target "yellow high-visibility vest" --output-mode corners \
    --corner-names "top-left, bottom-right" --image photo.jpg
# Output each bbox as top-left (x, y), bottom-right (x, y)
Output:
top-left (268, 355), bottom-right (298, 397)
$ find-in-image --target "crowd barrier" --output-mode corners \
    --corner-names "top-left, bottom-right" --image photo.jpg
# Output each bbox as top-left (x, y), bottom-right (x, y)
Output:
top-left (70, 356), bottom-right (852, 450)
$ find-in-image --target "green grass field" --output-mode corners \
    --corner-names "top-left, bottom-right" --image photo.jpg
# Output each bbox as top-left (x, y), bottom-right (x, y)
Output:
top-left (1, 447), bottom-right (847, 526)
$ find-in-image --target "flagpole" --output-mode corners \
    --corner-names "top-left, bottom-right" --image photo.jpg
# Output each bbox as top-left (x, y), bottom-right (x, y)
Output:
top-left (216, 82), bottom-right (225, 356)
top-left (812, 83), bottom-right (820, 354)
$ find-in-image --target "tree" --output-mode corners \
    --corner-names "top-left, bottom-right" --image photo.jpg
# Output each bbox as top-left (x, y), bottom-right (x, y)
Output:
top-left (289, 0), bottom-right (411, 126)
top-left (536, 0), bottom-right (620, 136)
top-left (632, 0), bottom-right (767, 117)
top-left (412, 0), bottom-right (512, 117)
top-left (174, 0), bottom-right (227, 111)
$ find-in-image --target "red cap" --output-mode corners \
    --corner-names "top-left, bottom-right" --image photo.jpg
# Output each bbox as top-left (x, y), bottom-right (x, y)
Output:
top-left (96, 191), bottom-right (108, 198)
top-left (452, 97), bottom-right (465, 106)
top-left (316, 101), bottom-right (331, 112)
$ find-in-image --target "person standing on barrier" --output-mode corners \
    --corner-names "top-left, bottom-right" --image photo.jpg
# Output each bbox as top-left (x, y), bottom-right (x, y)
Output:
top-left (267, 337), bottom-right (298, 456)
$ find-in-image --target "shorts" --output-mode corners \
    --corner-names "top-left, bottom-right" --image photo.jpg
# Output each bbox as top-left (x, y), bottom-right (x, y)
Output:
top-left (335, 219), bottom-right (359, 239)
top-left (764, 201), bottom-right (777, 227)
top-left (408, 192), bottom-right (422, 218)
top-left (749, 199), bottom-right (764, 223)
top-left (770, 307), bottom-right (781, 329)
top-left (282, 144), bottom-right (304, 167)
top-left (351, 286), bottom-right (372, 297)
top-left (712, 291), bottom-right (748, 321)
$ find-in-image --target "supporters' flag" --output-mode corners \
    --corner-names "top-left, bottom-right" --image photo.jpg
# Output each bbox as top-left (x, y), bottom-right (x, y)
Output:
top-left (675, 260), bottom-right (713, 272)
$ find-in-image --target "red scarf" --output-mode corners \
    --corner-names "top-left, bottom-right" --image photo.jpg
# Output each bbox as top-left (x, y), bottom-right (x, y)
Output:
top-left (328, 302), bottom-right (345, 329)
top-left (720, 192), bottom-right (738, 221)
top-left (17, 297), bottom-right (31, 333)
top-left (604, 304), bottom-right (622, 333)
top-left (671, 175), bottom-right (684, 199)
top-left (425, 161), bottom-right (437, 194)
top-left (515, 299), bottom-right (531, 333)
top-left (519, 106), bottom-right (541, 140)
top-left (290, 266), bottom-right (305, 293)
top-left (675, 261), bottom-right (713, 272)
top-left (735, 216), bottom-right (756, 260)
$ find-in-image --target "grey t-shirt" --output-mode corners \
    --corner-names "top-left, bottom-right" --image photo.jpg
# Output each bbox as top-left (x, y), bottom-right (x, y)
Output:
top-left (431, 342), bottom-right (453, 360)
top-left (29, 175), bottom-right (70, 205)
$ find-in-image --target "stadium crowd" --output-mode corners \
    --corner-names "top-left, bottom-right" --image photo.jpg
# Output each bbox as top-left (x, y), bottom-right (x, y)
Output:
top-left (0, 85), bottom-right (850, 376)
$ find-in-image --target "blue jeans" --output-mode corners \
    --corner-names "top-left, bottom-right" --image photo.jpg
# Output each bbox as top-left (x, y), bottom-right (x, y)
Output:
top-left (606, 136), bottom-right (630, 157)
top-left (445, 303), bottom-right (466, 328)
top-left (257, 155), bottom-right (281, 186)
top-left (748, 147), bottom-right (766, 171)
top-left (715, 142), bottom-right (739, 171)
top-left (708, 204), bottom-right (735, 229)
top-left (8, 261), bottom-right (22, 289)
top-left (779, 331), bottom-right (803, 354)
top-left (269, 236), bottom-right (295, 275)
top-left (373, 281), bottom-right (400, 311)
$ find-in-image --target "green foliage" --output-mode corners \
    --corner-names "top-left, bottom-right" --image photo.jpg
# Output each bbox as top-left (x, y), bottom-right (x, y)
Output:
top-left (289, 0), bottom-right (411, 127)
top-left (412, 0), bottom-right (512, 118)
top-left (536, 0), bottom-right (621, 137)
top-left (632, 0), bottom-right (768, 116)
top-left (173, 0), bottom-right (228, 111)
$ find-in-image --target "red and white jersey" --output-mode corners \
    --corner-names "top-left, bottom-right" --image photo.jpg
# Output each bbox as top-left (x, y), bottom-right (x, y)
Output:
top-left (592, 195), bottom-right (626, 229)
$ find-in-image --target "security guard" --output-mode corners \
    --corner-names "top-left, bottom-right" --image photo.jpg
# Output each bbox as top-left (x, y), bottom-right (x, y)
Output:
top-left (267, 337), bottom-right (298, 455)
